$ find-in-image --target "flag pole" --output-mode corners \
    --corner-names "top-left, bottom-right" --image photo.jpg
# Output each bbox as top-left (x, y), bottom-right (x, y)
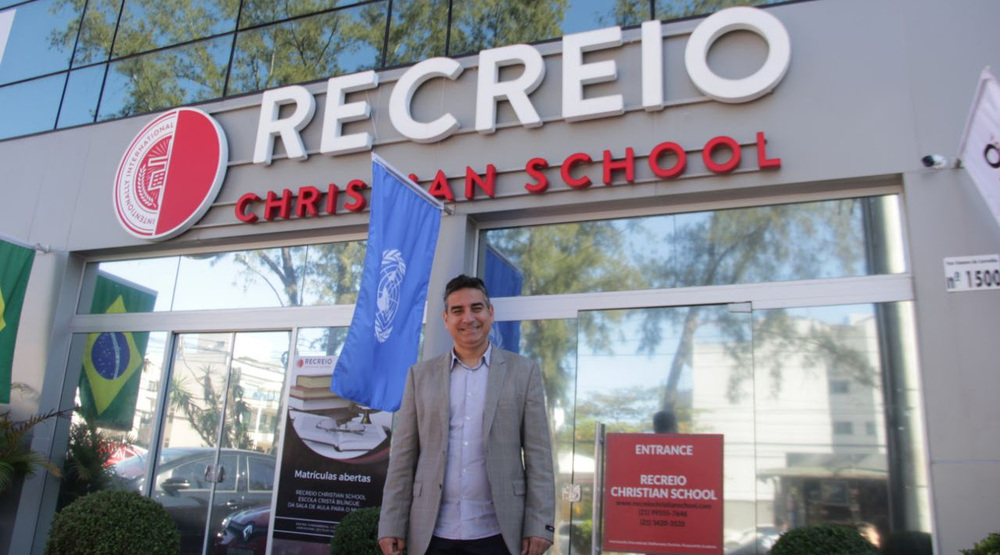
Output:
top-left (371, 152), bottom-right (454, 215)
top-left (0, 231), bottom-right (50, 252)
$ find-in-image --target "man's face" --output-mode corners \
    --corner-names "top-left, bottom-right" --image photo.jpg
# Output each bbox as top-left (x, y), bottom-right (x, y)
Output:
top-left (442, 287), bottom-right (494, 353)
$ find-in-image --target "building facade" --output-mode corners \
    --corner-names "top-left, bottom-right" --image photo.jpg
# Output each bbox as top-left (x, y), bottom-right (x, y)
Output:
top-left (1, 0), bottom-right (999, 553)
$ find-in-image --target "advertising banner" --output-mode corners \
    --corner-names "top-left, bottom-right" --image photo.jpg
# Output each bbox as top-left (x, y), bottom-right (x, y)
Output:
top-left (603, 433), bottom-right (724, 554)
top-left (271, 355), bottom-right (391, 553)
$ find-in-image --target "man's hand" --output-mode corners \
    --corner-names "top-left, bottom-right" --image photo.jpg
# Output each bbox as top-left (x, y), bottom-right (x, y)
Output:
top-left (379, 537), bottom-right (406, 555)
top-left (521, 536), bottom-right (552, 555)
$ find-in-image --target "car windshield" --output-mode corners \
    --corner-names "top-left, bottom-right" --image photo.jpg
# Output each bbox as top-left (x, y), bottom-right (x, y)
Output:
top-left (113, 448), bottom-right (211, 478)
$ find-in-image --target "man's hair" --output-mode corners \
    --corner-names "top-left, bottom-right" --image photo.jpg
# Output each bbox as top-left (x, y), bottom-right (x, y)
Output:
top-left (443, 274), bottom-right (491, 308)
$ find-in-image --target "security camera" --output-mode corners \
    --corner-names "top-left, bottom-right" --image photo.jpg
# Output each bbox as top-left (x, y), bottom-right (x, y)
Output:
top-left (921, 154), bottom-right (947, 169)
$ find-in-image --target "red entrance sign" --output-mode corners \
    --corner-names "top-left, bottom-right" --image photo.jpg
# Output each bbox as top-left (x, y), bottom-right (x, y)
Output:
top-left (603, 433), bottom-right (724, 554)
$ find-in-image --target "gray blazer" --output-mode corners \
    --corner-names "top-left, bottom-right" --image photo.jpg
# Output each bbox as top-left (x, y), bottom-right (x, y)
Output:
top-left (377, 346), bottom-right (556, 555)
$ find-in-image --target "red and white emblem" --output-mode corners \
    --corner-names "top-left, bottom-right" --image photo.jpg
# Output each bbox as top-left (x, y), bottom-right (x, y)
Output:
top-left (114, 107), bottom-right (228, 240)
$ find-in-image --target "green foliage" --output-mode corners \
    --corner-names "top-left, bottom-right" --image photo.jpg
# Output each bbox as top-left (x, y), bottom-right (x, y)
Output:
top-left (46, 489), bottom-right (180, 555)
top-left (770, 525), bottom-right (878, 555)
top-left (570, 520), bottom-right (593, 553)
top-left (169, 365), bottom-right (254, 450)
top-left (330, 506), bottom-right (382, 555)
top-left (961, 532), bottom-right (1000, 555)
top-left (56, 416), bottom-right (128, 510)
top-left (881, 530), bottom-right (933, 555)
top-left (0, 408), bottom-right (71, 495)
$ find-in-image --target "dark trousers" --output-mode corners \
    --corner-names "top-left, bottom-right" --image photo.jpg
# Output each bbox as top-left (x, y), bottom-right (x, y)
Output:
top-left (426, 534), bottom-right (511, 555)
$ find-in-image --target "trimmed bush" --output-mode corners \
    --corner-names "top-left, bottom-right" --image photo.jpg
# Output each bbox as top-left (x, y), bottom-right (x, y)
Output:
top-left (881, 530), bottom-right (932, 555)
top-left (770, 524), bottom-right (878, 555)
top-left (961, 531), bottom-right (1000, 555)
top-left (330, 506), bottom-right (382, 555)
top-left (46, 489), bottom-right (180, 555)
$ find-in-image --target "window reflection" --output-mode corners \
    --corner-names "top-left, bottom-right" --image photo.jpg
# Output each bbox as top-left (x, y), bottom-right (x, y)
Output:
top-left (228, 4), bottom-right (385, 95)
top-left (66, 0), bottom-right (121, 66)
top-left (753, 304), bottom-right (893, 548)
top-left (99, 36), bottom-right (231, 120)
top-left (384, 0), bottom-right (448, 67)
top-left (83, 240), bottom-right (366, 313)
top-left (112, 0), bottom-right (239, 57)
top-left (448, 0), bottom-right (567, 56)
top-left (0, 74), bottom-right (63, 138)
top-left (479, 196), bottom-right (906, 297)
top-left (57, 65), bottom-right (104, 127)
top-left (562, 0), bottom-right (627, 34)
top-left (0, 0), bottom-right (81, 85)
top-left (654, 0), bottom-right (781, 21)
top-left (239, 0), bottom-right (346, 29)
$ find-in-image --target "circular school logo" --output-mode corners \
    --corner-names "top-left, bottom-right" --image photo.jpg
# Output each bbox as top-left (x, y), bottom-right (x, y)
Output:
top-left (114, 107), bottom-right (228, 240)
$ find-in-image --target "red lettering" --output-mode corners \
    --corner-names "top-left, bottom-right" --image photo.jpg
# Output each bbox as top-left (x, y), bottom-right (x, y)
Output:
top-left (602, 147), bottom-right (635, 185)
top-left (703, 136), bottom-right (741, 174)
top-left (524, 157), bottom-right (549, 193)
top-left (325, 183), bottom-right (339, 214)
top-left (561, 152), bottom-right (593, 189)
top-left (649, 142), bottom-right (687, 179)
top-left (295, 186), bottom-right (321, 218)
top-left (428, 170), bottom-right (455, 202)
top-left (465, 165), bottom-right (496, 200)
top-left (345, 180), bottom-right (368, 212)
top-left (264, 189), bottom-right (292, 221)
top-left (235, 193), bottom-right (260, 223)
top-left (756, 132), bottom-right (781, 169)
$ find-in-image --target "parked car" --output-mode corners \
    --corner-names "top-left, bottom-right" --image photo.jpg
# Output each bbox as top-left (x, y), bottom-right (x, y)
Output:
top-left (725, 526), bottom-right (781, 554)
top-left (214, 505), bottom-right (270, 555)
top-left (113, 448), bottom-right (276, 555)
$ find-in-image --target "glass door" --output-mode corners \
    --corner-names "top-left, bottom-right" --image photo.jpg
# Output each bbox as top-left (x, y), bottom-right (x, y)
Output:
top-left (566, 302), bottom-right (910, 554)
top-left (570, 304), bottom-right (755, 555)
top-left (153, 331), bottom-right (290, 555)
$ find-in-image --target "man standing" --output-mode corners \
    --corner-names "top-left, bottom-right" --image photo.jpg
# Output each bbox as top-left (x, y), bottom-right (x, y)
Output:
top-left (378, 275), bottom-right (555, 555)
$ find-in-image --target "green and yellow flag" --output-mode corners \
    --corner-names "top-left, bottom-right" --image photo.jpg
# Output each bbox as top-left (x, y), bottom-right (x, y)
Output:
top-left (0, 240), bottom-right (35, 404)
top-left (78, 274), bottom-right (156, 430)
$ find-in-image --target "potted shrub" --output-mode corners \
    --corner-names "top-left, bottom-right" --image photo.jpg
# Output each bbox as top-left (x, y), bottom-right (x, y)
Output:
top-left (770, 524), bottom-right (878, 555)
top-left (961, 531), bottom-right (1000, 555)
top-left (46, 489), bottom-right (180, 554)
top-left (330, 506), bottom-right (382, 555)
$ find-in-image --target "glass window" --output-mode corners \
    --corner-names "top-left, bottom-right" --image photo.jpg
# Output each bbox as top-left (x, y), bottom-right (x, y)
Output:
top-left (98, 35), bottom-right (231, 120)
top-left (239, 0), bottom-right (354, 29)
top-left (384, 0), bottom-right (448, 67)
top-left (0, 74), bottom-right (63, 138)
top-left (57, 65), bottom-right (104, 128)
top-left (81, 240), bottom-right (365, 313)
top-left (448, 0), bottom-right (567, 56)
top-left (57, 331), bottom-right (169, 510)
top-left (228, 4), bottom-right (385, 96)
top-left (112, 0), bottom-right (239, 57)
top-left (655, 0), bottom-right (781, 21)
top-left (248, 454), bottom-right (275, 490)
top-left (479, 196), bottom-right (907, 297)
top-left (562, 0), bottom-right (633, 35)
top-left (0, 0), bottom-right (82, 85)
top-left (70, 0), bottom-right (122, 66)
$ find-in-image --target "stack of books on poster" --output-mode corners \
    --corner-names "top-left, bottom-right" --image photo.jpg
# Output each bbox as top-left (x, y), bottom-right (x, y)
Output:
top-left (287, 368), bottom-right (351, 412)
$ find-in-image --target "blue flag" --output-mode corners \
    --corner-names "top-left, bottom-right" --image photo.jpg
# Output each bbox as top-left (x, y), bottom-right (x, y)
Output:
top-left (484, 245), bottom-right (523, 353)
top-left (332, 155), bottom-right (442, 411)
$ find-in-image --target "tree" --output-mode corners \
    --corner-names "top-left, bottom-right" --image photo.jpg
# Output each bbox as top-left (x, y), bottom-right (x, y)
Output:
top-left (168, 365), bottom-right (254, 450)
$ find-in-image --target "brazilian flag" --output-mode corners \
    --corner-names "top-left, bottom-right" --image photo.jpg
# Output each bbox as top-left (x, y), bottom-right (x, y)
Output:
top-left (0, 240), bottom-right (35, 404)
top-left (79, 274), bottom-right (156, 430)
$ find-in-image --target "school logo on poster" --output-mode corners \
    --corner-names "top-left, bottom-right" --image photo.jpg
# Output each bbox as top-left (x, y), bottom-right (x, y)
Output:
top-left (114, 107), bottom-right (228, 240)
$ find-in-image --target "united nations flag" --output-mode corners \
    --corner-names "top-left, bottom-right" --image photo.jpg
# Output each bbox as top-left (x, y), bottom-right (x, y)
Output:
top-left (332, 154), bottom-right (444, 411)
top-left (79, 274), bottom-right (156, 430)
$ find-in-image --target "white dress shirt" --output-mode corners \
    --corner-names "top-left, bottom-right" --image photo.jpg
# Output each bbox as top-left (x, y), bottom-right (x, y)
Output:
top-left (433, 343), bottom-right (502, 540)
